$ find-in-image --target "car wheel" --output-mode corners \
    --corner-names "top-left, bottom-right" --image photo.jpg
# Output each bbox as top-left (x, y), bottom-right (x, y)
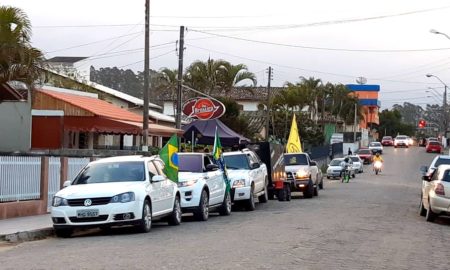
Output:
top-left (54, 228), bottom-right (73, 238)
top-left (425, 199), bottom-right (437, 222)
top-left (258, 184), bottom-right (269, 203)
top-left (245, 186), bottom-right (256, 211)
top-left (319, 178), bottom-right (324, 190)
top-left (268, 189), bottom-right (275, 200)
top-left (286, 184), bottom-right (291, 201)
top-left (419, 196), bottom-right (426, 217)
top-left (194, 189), bottom-right (209, 221)
top-left (303, 179), bottom-right (314, 198)
top-left (137, 200), bottom-right (152, 233)
top-left (313, 184), bottom-right (319, 196)
top-left (168, 195), bottom-right (182, 225)
top-left (219, 191), bottom-right (232, 216)
top-left (278, 186), bottom-right (287, 201)
top-left (326, 176), bottom-right (330, 179)
top-left (352, 172), bottom-right (356, 178)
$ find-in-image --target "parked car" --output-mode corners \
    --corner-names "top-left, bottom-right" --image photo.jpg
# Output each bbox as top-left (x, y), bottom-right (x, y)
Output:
top-left (51, 155), bottom-right (182, 237)
top-left (419, 155), bottom-right (450, 177)
top-left (426, 141), bottom-right (443, 153)
top-left (223, 148), bottom-right (269, 210)
top-left (419, 164), bottom-right (450, 222)
top-left (349, 155), bottom-right (364, 173)
top-left (284, 153), bottom-right (321, 198)
top-left (394, 135), bottom-right (409, 148)
top-left (381, 136), bottom-right (394, 146)
top-left (177, 153), bottom-right (231, 221)
top-left (356, 148), bottom-right (373, 164)
top-left (368, 142), bottom-right (383, 154)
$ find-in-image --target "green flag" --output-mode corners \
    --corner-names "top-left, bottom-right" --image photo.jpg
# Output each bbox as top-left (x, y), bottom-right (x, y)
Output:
top-left (212, 127), bottom-right (231, 193)
top-left (159, 134), bottom-right (178, 183)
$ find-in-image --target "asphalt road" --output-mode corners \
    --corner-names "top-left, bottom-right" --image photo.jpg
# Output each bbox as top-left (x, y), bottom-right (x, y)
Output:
top-left (1, 146), bottom-right (450, 270)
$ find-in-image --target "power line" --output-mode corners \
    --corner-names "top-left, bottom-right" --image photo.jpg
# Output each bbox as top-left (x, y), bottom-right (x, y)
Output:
top-left (117, 49), bottom-right (175, 69)
top-left (189, 29), bottom-right (450, 53)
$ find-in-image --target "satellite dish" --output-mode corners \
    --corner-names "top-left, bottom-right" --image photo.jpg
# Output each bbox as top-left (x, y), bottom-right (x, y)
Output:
top-left (356, 77), bottom-right (367, 85)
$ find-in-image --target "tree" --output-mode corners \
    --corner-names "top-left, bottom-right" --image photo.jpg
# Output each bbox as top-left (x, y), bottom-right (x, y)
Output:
top-left (216, 96), bottom-right (253, 139)
top-left (0, 6), bottom-right (44, 86)
top-left (378, 109), bottom-right (415, 137)
top-left (217, 62), bottom-right (256, 94)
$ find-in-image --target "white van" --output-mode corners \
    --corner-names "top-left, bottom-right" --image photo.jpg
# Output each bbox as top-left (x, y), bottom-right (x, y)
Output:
top-left (330, 133), bottom-right (344, 144)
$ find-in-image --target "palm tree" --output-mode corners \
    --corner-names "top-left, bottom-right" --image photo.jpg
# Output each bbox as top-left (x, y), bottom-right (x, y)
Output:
top-left (299, 77), bottom-right (322, 121)
top-left (218, 62), bottom-right (256, 94)
top-left (0, 6), bottom-right (44, 86)
top-left (184, 58), bottom-right (228, 95)
top-left (155, 68), bottom-right (178, 115)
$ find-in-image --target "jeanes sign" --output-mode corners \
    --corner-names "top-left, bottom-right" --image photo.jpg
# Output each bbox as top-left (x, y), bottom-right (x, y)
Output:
top-left (182, 97), bottom-right (226, 120)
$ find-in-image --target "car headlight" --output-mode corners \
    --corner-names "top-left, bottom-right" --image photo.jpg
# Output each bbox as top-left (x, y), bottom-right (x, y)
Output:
top-left (296, 170), bottom-right (309, 179)
top-left (178, 179), bottom-right (198, 187)
top-left (232, 179), bottom-right (246, 188)
top-left (52, 196), bottom-right (68, 207)
top-left (110, 192), bottom-right (135, 203)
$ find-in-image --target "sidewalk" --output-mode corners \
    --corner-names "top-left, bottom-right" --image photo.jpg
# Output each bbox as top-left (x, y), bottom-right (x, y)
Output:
top-left (0, 214), bottom-right (54, 242)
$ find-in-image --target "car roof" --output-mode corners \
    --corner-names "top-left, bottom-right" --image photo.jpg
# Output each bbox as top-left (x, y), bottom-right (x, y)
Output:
top-left (331, 158), bottom-right (344, 162)
top-left (93, 155), bottom-right (150, 164)
top-left (223, 150), bottom-right (247, 156)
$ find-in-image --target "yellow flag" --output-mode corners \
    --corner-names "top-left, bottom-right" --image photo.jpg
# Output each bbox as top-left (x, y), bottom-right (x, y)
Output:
top-left (286, 114), bottom-right (302, 153)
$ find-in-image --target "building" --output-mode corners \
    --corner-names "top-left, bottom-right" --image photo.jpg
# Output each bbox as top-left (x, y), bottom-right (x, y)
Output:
top-left (346, 84), bottom-right (380, 129)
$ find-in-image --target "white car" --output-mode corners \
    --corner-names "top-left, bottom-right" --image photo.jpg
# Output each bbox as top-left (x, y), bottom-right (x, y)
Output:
top-left (349, 155), bottom-right (363, 173)
top-left (394, 135), bottom-right (409, 148)
top-left (223, 149), bottom-right (269, 211)
top-left (368, 141), bottom-right (383, 154)
top-left (419, 164), bottom-right (450, 222)
top-left (177, 153), bottom-right (231, 221)
top-left (51, 155), bottom-right (182, 237)
top-left (326, 158), bottom-right (356, 179)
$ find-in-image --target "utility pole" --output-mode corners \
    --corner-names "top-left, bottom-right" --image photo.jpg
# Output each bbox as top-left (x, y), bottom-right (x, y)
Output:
top-left (265, 66), bottom-right (272, 140)
top-left (175, 26), bottom-right (185, 131)
top-left (444, 84), bottom-right (448, 137)
top-left (142, 0), bottom-right (150, 151)
top-left (353, 102), bottom-right (357, 142)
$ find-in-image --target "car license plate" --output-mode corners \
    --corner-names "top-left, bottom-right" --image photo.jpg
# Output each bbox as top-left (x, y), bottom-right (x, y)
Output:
top-left (77, 209), bottom-right (99, 218)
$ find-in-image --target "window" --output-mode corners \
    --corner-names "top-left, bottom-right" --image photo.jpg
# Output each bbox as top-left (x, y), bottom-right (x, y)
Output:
top-left (179, 154), bottom-right (203, 173)
top-left (153, 160), bottom-right (166, 177)
top-left (284, 154), bottom-right (308, 165)
top-left (223, 154), bottom-right (250, 170)
top-left (73, 162), bottom-right (145, 184)
top-left (148, 161), bottom-right (159, 180)
top-left (442, 170), bottom-right (450, 182)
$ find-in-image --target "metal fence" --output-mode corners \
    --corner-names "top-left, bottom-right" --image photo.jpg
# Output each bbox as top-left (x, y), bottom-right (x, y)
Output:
top-left (67, 158), bottom-right (90, 182)
top-left (48, 157), bottom-right (61, 210)
top-left (0, 156), bottom-right (41, 202)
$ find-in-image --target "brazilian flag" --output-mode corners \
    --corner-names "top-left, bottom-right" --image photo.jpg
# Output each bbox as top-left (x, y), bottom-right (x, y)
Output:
top-left (159, 134), bottom-right (178, 183)
top-left (212, 128), bottom-right (231, 193)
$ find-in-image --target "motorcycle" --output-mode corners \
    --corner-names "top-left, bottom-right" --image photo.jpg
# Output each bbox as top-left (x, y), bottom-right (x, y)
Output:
top-left (341, 164), bottom-right (352, 183)
top-left (373, 161), bottom-right (383, 175)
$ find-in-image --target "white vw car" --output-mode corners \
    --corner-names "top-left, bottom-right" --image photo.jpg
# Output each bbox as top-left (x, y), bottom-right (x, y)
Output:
top-left (177, 153), bottom-right (231, 221)
top-left (420, 164), bottom-right (450, 222)
top-left (51, 156), bottom-right (182, 237)
top-left (223, 149), bottom-right (268, 210)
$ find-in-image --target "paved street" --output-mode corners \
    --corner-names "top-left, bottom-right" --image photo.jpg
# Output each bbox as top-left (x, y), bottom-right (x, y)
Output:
top-left (1, 147), bottom-right (450, 270)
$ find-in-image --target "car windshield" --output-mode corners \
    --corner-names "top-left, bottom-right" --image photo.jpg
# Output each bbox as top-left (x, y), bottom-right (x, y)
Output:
top-left (358, 149), bottom-right (371, 154)
top-left (396, 136), bottom-right (407, 140)
top-left (382, 136), bottom-right (392, 140)
top-left (178, 155), bottom-right (203, 173)
top-left (370, 142), bottom-right (381, 147)
top-left (442, 170), bottom-right (450, 182)
top-left (330, 159), bottom-right (343, 166)
top-left (223, 154), bottom-right (250, 170)
top-left (350, 157), bottom-right (359, 162)
top-left (434, 158), bottom-right (450, 168)
top-left (429, 142), bottom-right (440, 146)
top-left (284, 154), bottom-right (308, 165)
top-left (73, 162), bottom-right (145, 184)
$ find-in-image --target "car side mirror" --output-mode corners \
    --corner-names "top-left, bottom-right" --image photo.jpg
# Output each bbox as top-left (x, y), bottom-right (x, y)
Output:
top-left (422, 175), bottom-right (431, 181)
top-left (310, 161), bottom-right (317, 166)
top-left (419, 165), bottom-right (428, 175)
top-left (206, 164), bottom-right (219, 171)
top-left (63, 180), bottom-right (71, 188)
top-left (152, 175), bottom-right (165, 182)
top-left (251, 163), bottom-right (260, 169)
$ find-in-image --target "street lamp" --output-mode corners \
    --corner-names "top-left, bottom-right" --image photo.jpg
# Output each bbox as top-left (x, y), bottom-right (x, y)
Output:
top-left (426, 74), bottom-right (449, 137)
top-left (430, 29), bottom-right (450, 40)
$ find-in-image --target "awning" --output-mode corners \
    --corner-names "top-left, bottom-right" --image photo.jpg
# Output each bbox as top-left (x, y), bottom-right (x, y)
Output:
top-left (64, 116), bottom-right (142, 135)
top-left (117, 120), bottom-right (184, 137)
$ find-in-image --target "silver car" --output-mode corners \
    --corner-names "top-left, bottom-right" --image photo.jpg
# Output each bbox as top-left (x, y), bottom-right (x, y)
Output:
top-left (349, 155), bottom-right (363, 173)
top-left (326, 158), bottom-right (356, 179)
top-left (419, 164), bottom-right (450, 222)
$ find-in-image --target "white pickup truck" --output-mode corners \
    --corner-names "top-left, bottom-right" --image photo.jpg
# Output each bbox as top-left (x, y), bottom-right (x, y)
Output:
top-left (177, 153), bottom-right (231, 221)
top-left (283, 153), bottom-right (321, 198)
top-left (223, 148), bottom-right (269, 211)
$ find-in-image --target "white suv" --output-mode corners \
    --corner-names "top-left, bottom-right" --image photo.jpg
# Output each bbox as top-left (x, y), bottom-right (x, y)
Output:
top-left (177, 153), bottom-right (231, 221)
top-left (223, 149), bottom-right (269, 211)
top-left (394, 135), bottom-right (409, 148)
top-left (51, 155), bottom-right (181, 237)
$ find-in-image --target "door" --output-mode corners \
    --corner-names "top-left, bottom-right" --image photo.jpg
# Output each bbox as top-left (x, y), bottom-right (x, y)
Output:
top-left (147, 161), bottom-right (164, 215)
top-left (154, 159), bottom-right (175, 212)
top-left (204, 155), bottom-right (224, 206)
top-left (248, 152), bottom-right (264, 192)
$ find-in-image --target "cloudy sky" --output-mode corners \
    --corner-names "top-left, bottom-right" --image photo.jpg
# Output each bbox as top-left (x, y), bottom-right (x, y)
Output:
top-left (4, 0), bottom-right (450, 109)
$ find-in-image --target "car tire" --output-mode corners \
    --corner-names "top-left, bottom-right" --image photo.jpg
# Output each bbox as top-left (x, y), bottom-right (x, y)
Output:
top-left (326, 176), bottom-right (330, 179)
top-left (352, 172), bottom-right (356, 178)
top-left (218, 191), bottom-right (232, 216)
top-left (54, 228), bottom-right (73, 238)
top-left (419, 197), bottom-right (426, 217)
top-left (137, 200), bottom-right (152, 233)
top-left (313, 184), bottom-right (319, 196)
top-left (278, 186), bottom-right (287, 201)
top-left (268, 189), bottom-right (275, 200)
top-left (245, 186), bottom-right (256, 211)
top-left (168, 195), bottom-right (182, 225)
top-left (425, 199), bottom-right (437, 222)
top-left (194, 189), bottom-right (209, 221)
top-left (303, 180), bottom-right (314, 198)
top-left (258, 184), bottom-right (269, 203)
top-left (319, 178), bottom-right (324, 190)
top-left (286, 184), bottom-right (291, 201)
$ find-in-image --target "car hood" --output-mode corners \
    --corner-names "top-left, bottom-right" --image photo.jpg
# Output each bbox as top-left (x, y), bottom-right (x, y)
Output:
top-left (178, 172), bottom-right (208, 182)
top-left (285, 165), bottom-right (309, 172)
top-left (226, 169), bottom-right (250, 180)
top-left (56, 182), bottom-right (144, 199)
top-left (328, 165), bottom-right (343, 170)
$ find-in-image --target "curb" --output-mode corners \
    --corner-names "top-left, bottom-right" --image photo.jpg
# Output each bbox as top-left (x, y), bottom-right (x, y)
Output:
top-left (0, 227), bottom-right (54, 243)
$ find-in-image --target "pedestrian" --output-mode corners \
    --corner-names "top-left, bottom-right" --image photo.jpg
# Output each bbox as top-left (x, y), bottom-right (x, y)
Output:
top-left (348, 147), bottom-right (352, 155)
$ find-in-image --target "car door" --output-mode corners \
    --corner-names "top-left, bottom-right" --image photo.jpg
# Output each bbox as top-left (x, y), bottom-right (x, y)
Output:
top-left (248, 152), bottom-right (264, 192)
top-left (204, 155), bottom-right (224, 206)
top-left (308, 157), bottom-right (318, 183)
top-left (153, 159), bottom-right (175, 212)
top-left (147, 161), bottom-right (164, 215)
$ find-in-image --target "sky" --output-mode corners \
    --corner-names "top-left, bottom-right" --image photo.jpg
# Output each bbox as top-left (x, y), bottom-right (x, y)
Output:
top-left (3, 0), bottom-right (450, 110)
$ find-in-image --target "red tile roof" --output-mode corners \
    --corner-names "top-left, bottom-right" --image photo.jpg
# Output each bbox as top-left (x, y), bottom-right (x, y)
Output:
top-left (38, 89), bottom-right (145, 123)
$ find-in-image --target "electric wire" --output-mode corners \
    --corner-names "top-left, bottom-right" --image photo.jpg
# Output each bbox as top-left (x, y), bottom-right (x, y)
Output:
top-left (117, 49), bottom-right (175, 69)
